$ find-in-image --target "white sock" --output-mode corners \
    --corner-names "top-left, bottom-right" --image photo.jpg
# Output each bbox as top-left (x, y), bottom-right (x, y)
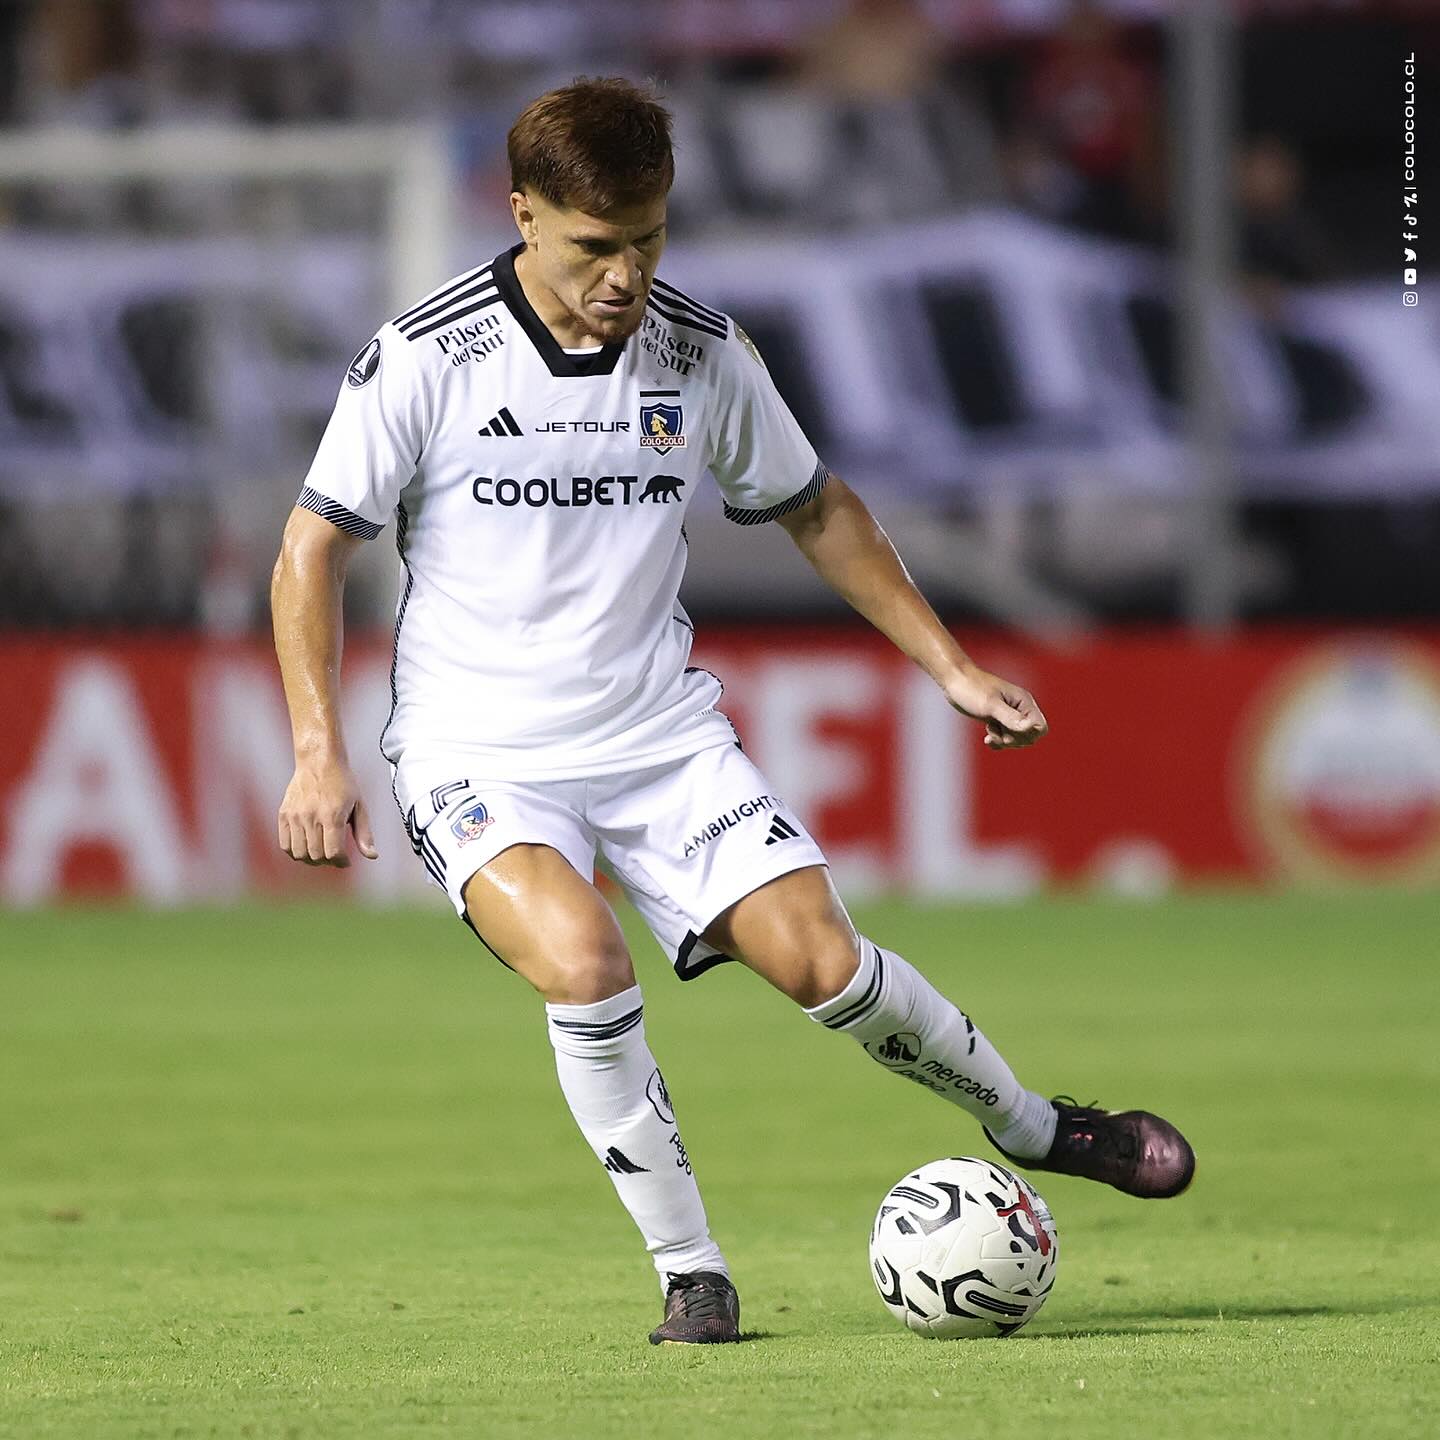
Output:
top-left (546, 985), bottom-right (728, 1286)
top-left (805, 940), bottom-right (1057, 1160)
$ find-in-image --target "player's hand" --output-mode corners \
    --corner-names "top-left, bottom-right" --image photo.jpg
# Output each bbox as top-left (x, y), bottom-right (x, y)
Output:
top-left (277, 755), bottom-right (379, 867)
top-left (944, 665), bottom-right (1049, 751)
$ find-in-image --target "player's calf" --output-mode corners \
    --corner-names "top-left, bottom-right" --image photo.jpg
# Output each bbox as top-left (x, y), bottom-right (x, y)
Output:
top-left (803, 938), bottom-right (1059, 1161)
top-left (715, 874), bottom-right (1053, 1158)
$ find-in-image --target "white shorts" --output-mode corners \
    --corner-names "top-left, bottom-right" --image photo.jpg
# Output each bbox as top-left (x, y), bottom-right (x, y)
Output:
top-left (391, 741), bottom-right (829, 981)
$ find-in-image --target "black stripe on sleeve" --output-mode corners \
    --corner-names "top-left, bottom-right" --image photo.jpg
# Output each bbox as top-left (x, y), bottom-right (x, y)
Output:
top-left (397, 275), bottom-right (499, 337)
top-left (722, 462), bottom-right (830, 527)
top-left (298, 486), bottom-right (383, 540)
top-left (403, 292), bottom-right (504, 342)
top-left (392, 264), bottom-right (493, 328)
top-left (645, 297), bottom-right (728, 342)
top-left (651, 278), bottom-right (727, 329)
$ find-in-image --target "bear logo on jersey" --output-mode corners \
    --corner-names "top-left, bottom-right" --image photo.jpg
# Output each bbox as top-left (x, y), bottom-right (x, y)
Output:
top-left (346, 337), bottom-right (381, 389)
top-left (640, 474), bottom-right (685, 504)
top-left (639, 401), bottom-right (686, 454)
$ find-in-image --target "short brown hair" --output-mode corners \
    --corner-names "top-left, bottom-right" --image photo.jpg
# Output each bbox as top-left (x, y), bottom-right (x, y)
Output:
top-left (508, 77), bottom-right (674, 214)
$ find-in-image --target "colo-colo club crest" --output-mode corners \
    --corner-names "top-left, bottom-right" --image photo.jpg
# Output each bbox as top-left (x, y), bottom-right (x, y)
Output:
top-left (639, 396), bottom-right (685, 456)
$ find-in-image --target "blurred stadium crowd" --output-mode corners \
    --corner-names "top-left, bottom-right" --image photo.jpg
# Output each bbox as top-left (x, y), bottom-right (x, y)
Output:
top-left (0, 0), bottom-right (1432, 629)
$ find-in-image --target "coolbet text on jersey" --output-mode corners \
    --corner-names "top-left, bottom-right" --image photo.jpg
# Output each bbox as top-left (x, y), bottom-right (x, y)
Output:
top-left (299, 244), bottom-right (827, 782)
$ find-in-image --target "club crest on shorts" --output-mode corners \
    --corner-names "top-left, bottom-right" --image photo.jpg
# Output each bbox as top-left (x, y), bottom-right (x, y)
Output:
top-left (639, 400), bottom-right (685, 454)
top-left (450, 801), bottom-right (493, 845)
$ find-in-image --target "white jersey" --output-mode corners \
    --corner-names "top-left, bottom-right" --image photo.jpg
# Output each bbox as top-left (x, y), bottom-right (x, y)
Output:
top-left (300, 244), bottom-right (824, 779)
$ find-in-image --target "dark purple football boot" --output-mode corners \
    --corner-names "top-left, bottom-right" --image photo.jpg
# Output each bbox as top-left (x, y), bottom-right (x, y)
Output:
top-left (986, 1098), bottom-right (1195, 1199)
top-left (648, 1271), bottom-right (741, 1345)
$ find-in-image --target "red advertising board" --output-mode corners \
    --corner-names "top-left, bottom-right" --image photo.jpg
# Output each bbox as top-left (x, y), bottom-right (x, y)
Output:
top-left (2, 628), bottom-right (1438, 904)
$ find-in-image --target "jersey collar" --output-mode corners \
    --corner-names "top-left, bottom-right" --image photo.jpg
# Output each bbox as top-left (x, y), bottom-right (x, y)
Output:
top-left (493, 244), bottom-right (626, 378)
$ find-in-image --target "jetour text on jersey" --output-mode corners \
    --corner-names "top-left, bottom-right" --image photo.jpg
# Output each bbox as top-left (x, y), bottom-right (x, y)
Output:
top-left (471, 474), bottom-right (687, 507)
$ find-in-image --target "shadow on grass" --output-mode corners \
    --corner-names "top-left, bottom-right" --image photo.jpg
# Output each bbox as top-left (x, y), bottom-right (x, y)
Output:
top-left (1017, 1325), bottom-right (1206, 1340)
top-left (767, 1296), bottom-right (1440, 1346)
top-left (1075, 1299), bottom-right (1423, 1324)
top-left (649, 1330), bottom-right (781, 1346)
top-left (1012, 1298), bottom-right (1432, 1341)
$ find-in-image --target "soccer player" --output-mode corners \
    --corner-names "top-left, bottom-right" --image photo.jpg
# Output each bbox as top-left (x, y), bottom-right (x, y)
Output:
top-left (272, 78), bottom-right (1194, 1346)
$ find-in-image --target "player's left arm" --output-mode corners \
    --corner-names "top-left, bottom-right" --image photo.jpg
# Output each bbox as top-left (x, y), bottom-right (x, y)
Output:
top-left (776, 476), bottom-right (1047, 750)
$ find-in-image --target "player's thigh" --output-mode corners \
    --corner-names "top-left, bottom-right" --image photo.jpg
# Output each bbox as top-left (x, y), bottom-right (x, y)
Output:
top-left (588, 743), bottom-right (857, 1005)
top-left (702, 864), bottom-right (862, 1008)
top-left (391, 766), bottom-right (630, 1005)
top-left (463, 844), bottom-right (635, 1005)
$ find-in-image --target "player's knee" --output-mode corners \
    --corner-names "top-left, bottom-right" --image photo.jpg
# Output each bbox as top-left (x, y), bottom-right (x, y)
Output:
top-left (778, 924), bottom-right (862, 1009)
top-left (538, 939), bottom-right (635, 1006)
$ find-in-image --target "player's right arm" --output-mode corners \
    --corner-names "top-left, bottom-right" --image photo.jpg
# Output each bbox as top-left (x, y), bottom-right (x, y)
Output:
top-left (272, 320), bottom-right (427, 866)
top-left (271, 505), bottom-right (378, 867)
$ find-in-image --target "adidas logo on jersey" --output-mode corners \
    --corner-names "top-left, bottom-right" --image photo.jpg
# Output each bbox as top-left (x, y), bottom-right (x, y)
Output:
top-left (764, 816), bottom-right (800, 846)
top-left (477, 407), bottom-right (523, 437)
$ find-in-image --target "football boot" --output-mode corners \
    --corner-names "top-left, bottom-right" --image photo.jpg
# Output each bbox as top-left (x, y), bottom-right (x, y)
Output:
top-left (648, 1270), bottom-right (742, 1345)
top-left (986, 1097), bottom-right (1195, 1199)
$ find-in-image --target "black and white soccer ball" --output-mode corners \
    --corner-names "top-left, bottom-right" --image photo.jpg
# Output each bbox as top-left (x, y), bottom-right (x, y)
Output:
top-left (869, 1157), bottom-right (1059, 1338)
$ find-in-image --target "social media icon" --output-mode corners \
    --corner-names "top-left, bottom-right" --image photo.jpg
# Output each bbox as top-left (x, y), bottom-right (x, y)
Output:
top-left (1406, 249), bottom-right (1417, 262)
top-left (1405, 268), bottom-right (1418, 284)
top-left (1403, 291), bottom-right (1419, 307)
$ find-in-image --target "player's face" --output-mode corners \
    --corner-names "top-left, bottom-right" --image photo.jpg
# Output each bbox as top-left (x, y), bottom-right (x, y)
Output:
top-left (511, 190), bottom-right (667, 345)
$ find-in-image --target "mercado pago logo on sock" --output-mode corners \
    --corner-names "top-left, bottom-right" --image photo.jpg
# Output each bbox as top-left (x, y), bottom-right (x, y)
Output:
top-left (646, 1069), bottom-right (674, 1124)
top-left (911, 1059), bottom-right (999, 1106)
top-left (866, 1031), bottom-right (922, 1066)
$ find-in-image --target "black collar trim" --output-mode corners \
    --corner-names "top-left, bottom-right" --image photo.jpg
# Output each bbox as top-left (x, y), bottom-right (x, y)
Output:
top-left (493, 244), bottom-right (626, 377)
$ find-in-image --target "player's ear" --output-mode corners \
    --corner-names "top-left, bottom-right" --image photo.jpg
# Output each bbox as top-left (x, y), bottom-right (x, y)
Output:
top-left (511, 191), bottom-right (538, 244)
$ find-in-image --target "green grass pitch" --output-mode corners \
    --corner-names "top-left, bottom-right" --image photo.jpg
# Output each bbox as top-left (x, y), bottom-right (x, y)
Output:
top-left (2, 893), bottom-right (1437, 1439)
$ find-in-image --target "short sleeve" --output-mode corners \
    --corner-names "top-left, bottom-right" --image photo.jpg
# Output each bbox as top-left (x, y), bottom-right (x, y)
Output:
top-left (297, 325), bottom-right (427, 540)
top-left (708, 325), bottom-right (827, 526)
